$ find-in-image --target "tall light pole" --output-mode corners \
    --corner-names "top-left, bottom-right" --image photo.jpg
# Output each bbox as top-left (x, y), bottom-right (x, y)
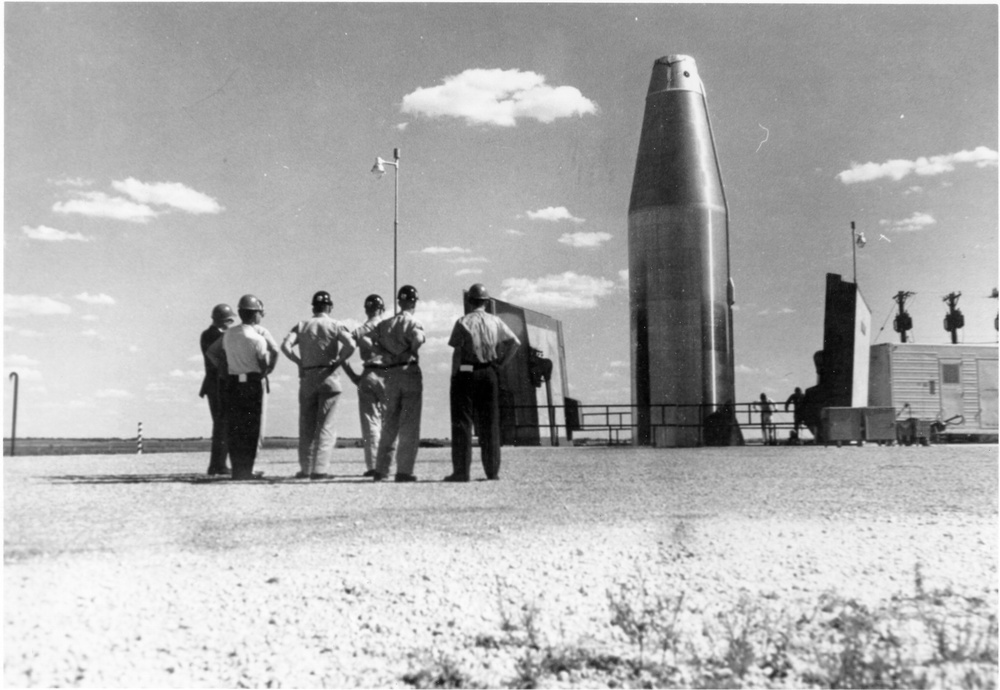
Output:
top-left (371, 148), bottom-right (400, 311)
top-left (850, 221), bottom-right (866, 285)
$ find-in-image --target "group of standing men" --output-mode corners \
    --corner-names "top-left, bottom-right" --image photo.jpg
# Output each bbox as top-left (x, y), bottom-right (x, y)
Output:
top-left (199, 283), bottom-right (520, 483)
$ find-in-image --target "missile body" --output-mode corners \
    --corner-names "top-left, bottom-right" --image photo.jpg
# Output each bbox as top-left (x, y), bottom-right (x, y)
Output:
top-left (628, 55), bottom-right (734, 447)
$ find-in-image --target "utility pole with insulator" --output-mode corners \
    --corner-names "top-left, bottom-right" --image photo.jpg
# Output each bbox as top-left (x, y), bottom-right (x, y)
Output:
top-left (991, 288), bottom-right (998, 336)
top-left (892, 291), bottom-right (915, 343)
top-left (942, 292), bottom-right (964, 344)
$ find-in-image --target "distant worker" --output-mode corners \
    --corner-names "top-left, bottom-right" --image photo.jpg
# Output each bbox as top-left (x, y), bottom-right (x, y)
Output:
top-left (209, 294), bottom-right (278, 480)
top-left (785, 386), bottom-right (806, 442)
top-left (343, 294), bottom-right (394, 478)
top-left (281, 291), bottom-right (355, 480)
top-left (364, 285), bottom-right (426, 482)
top-left (758, 392), bottom-right (777, 446)
top-left (200, 303), bottom-right (237, 476)
top-left (445, 283), bottom-right (520, 482)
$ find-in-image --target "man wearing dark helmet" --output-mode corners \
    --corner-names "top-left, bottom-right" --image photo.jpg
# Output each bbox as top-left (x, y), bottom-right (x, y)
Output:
top-left (362, 285), bottom-right (426, 482)
top-left (208, 294), bottom-right (278, 480)
top-left (445, 284), bottom-right (520, 482)
top-left (199, 303), bottom-right (237, 476)
top-left (281, 290), bottom-right (356, 480)
top-left (344, 294), bottom-right (395, 477)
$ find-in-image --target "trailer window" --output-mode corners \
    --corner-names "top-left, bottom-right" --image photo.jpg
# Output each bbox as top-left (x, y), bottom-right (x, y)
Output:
top-left (942, 363), bottom-right (961, 384)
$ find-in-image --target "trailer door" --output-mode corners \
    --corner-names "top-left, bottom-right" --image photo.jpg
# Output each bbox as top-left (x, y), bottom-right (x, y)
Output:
top-left (939, 360), bottom-right (964, 422)
top-left (978, 359), bottom-right (998, 429)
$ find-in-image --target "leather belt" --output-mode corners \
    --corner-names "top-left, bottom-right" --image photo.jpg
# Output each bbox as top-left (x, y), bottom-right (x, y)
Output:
top-left (228, 372), bottom-right (263, 383)
top-left (459, 362), bottom-right (494, 372)
top-left (364, 362), bottom-right (411, 370)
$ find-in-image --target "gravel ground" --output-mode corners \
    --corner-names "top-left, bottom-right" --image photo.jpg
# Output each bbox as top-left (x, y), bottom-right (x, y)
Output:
top-left (4, 444), bottom-right (997, 688)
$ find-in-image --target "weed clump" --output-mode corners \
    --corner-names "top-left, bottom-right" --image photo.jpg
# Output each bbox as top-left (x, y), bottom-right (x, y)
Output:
top-left (401, 652), bottom-right (475, 689)
top-left (400, 562), bottom-right (996, 688)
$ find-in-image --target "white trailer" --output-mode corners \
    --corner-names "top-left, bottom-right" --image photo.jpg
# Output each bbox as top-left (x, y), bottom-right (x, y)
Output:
top-left (868, 342), bottom-right (998, 440)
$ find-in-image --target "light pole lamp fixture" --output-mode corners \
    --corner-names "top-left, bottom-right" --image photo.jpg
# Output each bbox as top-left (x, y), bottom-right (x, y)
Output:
top-left (850, 221), bottom-right (866, 285)
top-left (371, 148), bottom-right (400, 310)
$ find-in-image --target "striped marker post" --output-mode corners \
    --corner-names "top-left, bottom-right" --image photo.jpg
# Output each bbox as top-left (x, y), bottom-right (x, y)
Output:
top-left (137, 422), bottom-right (143, 455)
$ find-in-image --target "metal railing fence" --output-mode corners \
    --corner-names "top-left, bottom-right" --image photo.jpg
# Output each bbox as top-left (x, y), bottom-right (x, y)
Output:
top-left (507, 401), bottom-right (804, 445)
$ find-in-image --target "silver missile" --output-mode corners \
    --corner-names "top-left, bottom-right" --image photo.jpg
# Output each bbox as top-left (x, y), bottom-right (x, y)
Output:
top-left (628, 55), bottom-right (735, 447)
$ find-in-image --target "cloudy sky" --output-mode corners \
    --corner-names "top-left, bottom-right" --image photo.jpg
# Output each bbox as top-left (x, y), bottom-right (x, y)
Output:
top-left (4, 4), bottom-right (997, 440)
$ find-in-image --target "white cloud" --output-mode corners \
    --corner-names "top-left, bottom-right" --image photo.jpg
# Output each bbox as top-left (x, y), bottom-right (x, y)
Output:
top-left (128, 345), bottom-right (140, 353)
top-left (414, 299), bottom-right (464, 333)
top-left (421, 335), bottom-right (451, 355)
top-left (879, 211), bottom-right (936, 232)
top-left (430, 361), bottom-right (452, 375)
top-left (50, 176), bottom-right (94, 187)
top-left (401, 68), bottom-right (597, 127)
top-left (4, 294), bottom-right (72, 318)
top-left (4, 367), bottom-right (43, 381)
top-left (505, 229), bottom-right (525, 236)
top-left (95, 389), bottom-right (133, 399)
top-left (81, 329), bottom-right (99, 337)
top-left (169, 369), bottom-right (202, 380)
top-left (558, 231), bottom-right (612, 249)
top-left (499, 271), bottom-right (615, 310)
top-left (22, 225), bottom-right (91, 242)
top-left (82, 314), bottom-right (98, 322)
top-left (396, 122), bottom-right (409, 132)
top-left (455, 268), bottom-right (483, 277)
top-left (6, 326), bottom-right (43, 337)
top-left (5, 354), bottom-right (39, 367)
top-left (112, 177), bottom-right (224, 215)
top-left (75, 292), bottom-right (116, 305)
top-left (447, 256), bottom-right (489, 265)
top-left (340, 317), bottom-right (362, 333)
top-left (836, 146), bottom-right (998, 184)
top-left (526, 206), bottom-right (585, 223)
top-left (735, 364), bottom-right (758, 374)
top-left (53, 191), bottom-right (159, 223)
top-left (609, 361), bottom-right (627, 368)
top-left (421, 246), bottom-right (470, 255)
top-left (903, 186), bottom-right (924, 196)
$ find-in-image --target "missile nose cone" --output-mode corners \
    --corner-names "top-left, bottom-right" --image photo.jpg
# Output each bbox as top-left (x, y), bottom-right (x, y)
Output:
top-left (629, 54), bottom-right (732, 448)
top-left (648, 55), bottom-right (704, 96)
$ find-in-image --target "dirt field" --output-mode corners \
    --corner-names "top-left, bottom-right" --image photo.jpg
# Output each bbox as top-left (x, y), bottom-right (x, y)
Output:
top-left (4, 445), bottom-right (997, 688)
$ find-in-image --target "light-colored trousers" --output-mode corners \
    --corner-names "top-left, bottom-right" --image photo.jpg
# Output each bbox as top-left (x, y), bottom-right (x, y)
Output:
top-left (375, 367), bottom-right (422, 476)
top-left (358, 370), bottom-right (394, 471)
top-left (298, 370), bottom-right (342, 475)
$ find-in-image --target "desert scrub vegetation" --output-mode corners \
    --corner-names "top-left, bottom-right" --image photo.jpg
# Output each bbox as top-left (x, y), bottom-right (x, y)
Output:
top-left (401, 564), bottom-right (996, 689)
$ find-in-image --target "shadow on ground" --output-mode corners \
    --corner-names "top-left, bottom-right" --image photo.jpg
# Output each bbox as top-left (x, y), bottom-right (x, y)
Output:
top-left (44, 474), bottom-right (381, 485)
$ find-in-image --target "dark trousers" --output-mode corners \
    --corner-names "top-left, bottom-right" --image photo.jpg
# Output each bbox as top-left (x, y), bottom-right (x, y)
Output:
top-left (450, 368), bottom-right (501, 479)
top-left (205, 384), bottom-right (229, 474)
top-left (223, 375), bottom-right (263, 479)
